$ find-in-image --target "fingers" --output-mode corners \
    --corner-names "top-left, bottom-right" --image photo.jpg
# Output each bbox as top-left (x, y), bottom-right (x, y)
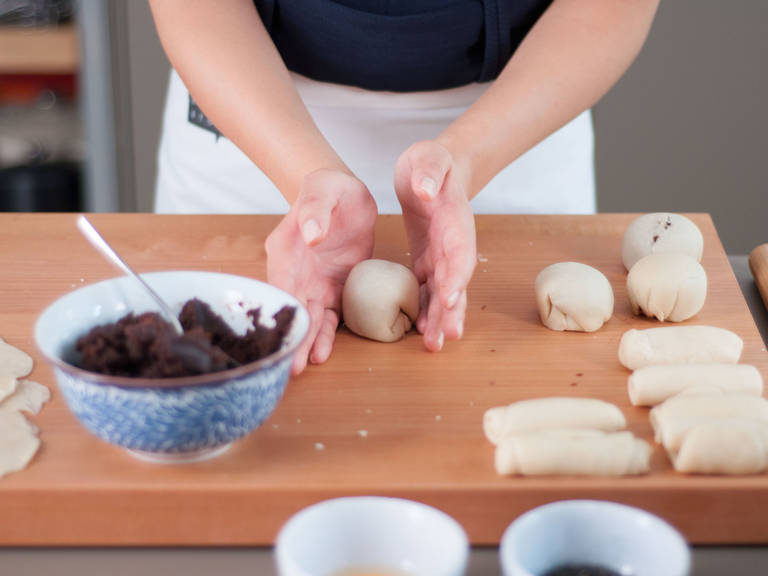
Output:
top-left (422, 284), bottom-right (445, 352)
top-left (415, 283), bottom-right (429, 334)
top-left (309, 308), bottom-right (339, 365)
top-left (292, 303), bottom-right (340, 374)
top-left (291, 299), bottom-right (324, 375)
top-left (441, 290), bottom-right (467, 340)
top-left (435, 224), bottom-right (476, 309)
top-left (421, 275), bottom-right (468, 351)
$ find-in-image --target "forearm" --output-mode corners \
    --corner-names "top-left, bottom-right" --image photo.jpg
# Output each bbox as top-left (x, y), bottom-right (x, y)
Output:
top-left (437, 0), bottom-right (660, 198)
top-left (149, 0), bottom-right (347, 203)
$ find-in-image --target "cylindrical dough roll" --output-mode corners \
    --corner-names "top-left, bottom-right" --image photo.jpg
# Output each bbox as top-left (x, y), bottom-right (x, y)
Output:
top-left (622, 213), bottom-right (704, 271)
top-left (342, 259), bottom-right (420, 342)
top-left (534, 262), bottom-right (614, 332)
top-left (495, 429), bottom-right (651, 476)
top-left (672, 420), bottom-right (768, 475)
top-left (649, 394), bottom-right (768, 452)
top-left (618, 326), bottom-right (743, 370)
top-left (483, 397), bottom-right (626, 445)
top-left (626, 253), bottom-right (707, 322)
top-left (628, 364), bottom-right (764, 406)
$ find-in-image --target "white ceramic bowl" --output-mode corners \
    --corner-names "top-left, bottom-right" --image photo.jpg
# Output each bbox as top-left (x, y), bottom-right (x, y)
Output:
top-left (275, 497), bottom-right (469, 576)
top-left (500, 500), bottom-right (690, 576)
top-left (35, 271), bottom-right (309, 463)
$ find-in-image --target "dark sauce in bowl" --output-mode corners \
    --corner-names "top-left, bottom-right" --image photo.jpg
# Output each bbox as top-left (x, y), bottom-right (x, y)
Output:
top-left (543, 564), bottom-right (622, 576)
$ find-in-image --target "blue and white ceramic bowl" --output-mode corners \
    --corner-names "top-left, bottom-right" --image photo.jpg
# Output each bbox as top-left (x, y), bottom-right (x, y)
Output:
top-left (35, 271), bottom-right (309, 464)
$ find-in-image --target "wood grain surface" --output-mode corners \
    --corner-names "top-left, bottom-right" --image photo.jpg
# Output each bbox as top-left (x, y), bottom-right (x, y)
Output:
top-left (750, 244), bottom-right (768, 314)
top-left (0, 213), bottom-right (766, 546)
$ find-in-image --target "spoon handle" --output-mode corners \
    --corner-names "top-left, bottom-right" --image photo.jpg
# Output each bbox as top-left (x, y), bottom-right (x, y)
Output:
top-left (76, 215), bottom-right (184, 335)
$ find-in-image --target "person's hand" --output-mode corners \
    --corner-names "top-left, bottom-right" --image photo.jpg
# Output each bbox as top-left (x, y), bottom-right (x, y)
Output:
top-left (266, 169), bottom-right (377, 374)
top-left (394, 141), bottom-right (476, 351)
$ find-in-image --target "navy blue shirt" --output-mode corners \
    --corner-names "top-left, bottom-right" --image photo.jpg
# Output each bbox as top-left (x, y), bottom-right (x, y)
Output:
top-left (255, 0), bottom-right (553, 92)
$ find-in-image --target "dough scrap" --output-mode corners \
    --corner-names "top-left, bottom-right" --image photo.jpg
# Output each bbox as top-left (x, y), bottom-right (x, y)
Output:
top-left (0, 375), bottom-right (18, 403)
top-left (0, 338), bottom-right (45, 479)
top-left (342, 259), bottom-right (419, 343)
top-left (0, 337), bottom-right (34, 378)
top-left (627, 253), bottom-right (707, 322)
top-left (534, 262), bottom-right (614, 332)
top-left (622, 213), bottom-right (704, 271)
top-left (618, 326), bottom-right (743, 370)
top-left (671, 420), bottom-right (768, 474)
top-left (494, 429), bottom-right (651, 476)
top-left (483, 397), bottom-right (626, 445)
top-left (650, 394), bottom-right (768, 452)
top-left (628, 364), bottom-right (763, 406)
top-left (0, 380), bottom-right (50, 415)
top-left (0, 410), bottom-right (40, 479)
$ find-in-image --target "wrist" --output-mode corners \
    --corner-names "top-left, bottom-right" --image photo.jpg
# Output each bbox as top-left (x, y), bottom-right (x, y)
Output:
top-left (262, 123), bottom-right (354, 204)
top-left (297, 167), bottom-right (376, 221)
top-left (284, 152), bottom-right (352, 205)
top-left (434, 134), bottom-right (475, 200)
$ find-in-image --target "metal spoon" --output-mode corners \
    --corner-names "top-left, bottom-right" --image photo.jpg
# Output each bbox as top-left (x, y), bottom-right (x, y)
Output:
top-left (76, 214), bottom-right (184, 335)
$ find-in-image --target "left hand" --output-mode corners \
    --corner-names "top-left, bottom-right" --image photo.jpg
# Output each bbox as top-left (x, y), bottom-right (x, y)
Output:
top-left (266, 169), bottom-right (377, 374)
top-left (394, 140), bottom-right (477, 351)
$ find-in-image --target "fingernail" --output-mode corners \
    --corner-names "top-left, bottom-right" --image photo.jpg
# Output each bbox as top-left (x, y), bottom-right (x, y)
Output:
top-left (437, 331), bottom-right (444, 350)
top-left (302, 219), bottom-right (321, 244)
top-left (457, 320), bottom-right (464, 338)
top-left (420, 177), bottom-right (437, 199)
top-left (447, 291), bottom-right (460, 308)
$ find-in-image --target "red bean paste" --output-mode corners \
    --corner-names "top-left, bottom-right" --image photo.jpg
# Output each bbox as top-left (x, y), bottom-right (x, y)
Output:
top-left (75, 299), bottom-right (295, 378)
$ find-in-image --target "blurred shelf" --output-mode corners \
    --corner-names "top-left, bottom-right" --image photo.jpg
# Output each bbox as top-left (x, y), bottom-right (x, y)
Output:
top-left (0, 25), bottom-right (78, 74)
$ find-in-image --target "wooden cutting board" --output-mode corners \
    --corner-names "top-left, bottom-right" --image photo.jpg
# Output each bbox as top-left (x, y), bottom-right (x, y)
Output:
top-left (0, 213), bottom-right (766, 546)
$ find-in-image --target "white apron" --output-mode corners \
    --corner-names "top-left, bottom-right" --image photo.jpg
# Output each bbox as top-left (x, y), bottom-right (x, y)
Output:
top-left (155, 70), bottom-right (595, 215)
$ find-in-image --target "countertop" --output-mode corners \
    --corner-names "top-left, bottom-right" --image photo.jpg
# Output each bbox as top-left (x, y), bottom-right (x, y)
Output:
top-left (0, 239), bottom-right (766, 575)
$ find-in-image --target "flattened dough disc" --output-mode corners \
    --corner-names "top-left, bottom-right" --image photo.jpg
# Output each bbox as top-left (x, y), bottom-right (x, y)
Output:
top-left (0, 410), bottom-right (40, 478)
top-left (0, 338), bottom-right (34, 378)
top-left (0, 380), bottom-right (50, 415)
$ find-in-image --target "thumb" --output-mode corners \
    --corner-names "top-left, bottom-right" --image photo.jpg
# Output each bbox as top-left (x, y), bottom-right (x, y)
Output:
top-left (409, 142), bottom-right (452, 202)
top-left (295, 190), bottom-right (339, 248)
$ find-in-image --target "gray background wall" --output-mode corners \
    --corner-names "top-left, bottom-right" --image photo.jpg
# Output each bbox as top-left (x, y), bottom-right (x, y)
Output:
top-left (594, 0), bottom-right (767, 254)
top-left (116, 0), bottom-right (766, 254)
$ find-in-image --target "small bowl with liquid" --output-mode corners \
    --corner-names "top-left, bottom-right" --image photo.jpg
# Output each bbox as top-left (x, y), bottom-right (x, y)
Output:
top-left (500, 500), bottom-right (690, 576)
top-left (275, 496), bottom-right (469, 576)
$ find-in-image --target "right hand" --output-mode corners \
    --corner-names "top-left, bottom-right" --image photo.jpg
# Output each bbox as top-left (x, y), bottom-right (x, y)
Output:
top-left (394, 141), bottom-right (476, 352)
top-left (266, 169), bottom-right (377, 375)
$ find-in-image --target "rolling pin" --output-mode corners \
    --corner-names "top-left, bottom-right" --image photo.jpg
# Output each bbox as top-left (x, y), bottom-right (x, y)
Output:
top-left (749, 244), bottom-right (768, 311)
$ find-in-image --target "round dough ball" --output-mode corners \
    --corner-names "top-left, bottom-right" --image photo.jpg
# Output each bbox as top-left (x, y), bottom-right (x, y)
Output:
top-left (342, 259), bottom-right (419, 342)
top-left (622, 213), bottom-right (703, 271)
top-left (535, 262), bottom-right (614, 332)
top-left (626, 252), bottom-right (707, 322)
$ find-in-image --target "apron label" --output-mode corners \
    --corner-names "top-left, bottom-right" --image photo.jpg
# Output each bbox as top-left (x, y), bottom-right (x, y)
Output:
top-left (188, 96), bottom-right (223, 140)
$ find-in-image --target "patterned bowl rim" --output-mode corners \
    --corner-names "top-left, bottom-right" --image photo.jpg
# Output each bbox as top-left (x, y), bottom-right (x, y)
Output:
top-left (36, 271), bottom-right (308, 390)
